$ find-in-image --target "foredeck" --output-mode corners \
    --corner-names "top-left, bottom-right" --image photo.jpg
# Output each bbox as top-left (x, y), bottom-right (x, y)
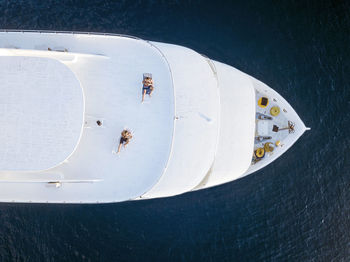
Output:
top-left (0, 31), bottom-right (175, 202)
top-left (244, 77), bottom-right (307, 176)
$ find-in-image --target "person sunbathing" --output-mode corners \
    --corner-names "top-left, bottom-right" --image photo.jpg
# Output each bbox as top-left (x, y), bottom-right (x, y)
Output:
top-left (117, 129), bottom-right (132, 153)
top-left (142, 77), bottom-right (154, 102)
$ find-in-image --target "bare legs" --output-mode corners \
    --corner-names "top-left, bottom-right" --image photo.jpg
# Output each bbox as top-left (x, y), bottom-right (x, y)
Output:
top-left (117, 143), bottom-right (122, 153)
top-left (142, 89), bottom-right (147, 102)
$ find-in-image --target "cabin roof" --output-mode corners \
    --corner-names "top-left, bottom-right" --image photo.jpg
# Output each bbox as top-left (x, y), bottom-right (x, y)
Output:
top-left (0, 56), bottom-right (84, 171)
top-left (0, 34), bottom-right (176, 201)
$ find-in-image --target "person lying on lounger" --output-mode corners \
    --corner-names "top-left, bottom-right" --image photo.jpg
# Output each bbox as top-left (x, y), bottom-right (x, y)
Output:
top-left (142, 76), bottom-right (154, 102)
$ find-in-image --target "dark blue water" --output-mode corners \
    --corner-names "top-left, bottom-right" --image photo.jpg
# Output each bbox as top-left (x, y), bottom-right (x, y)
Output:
top-left (0, 1), bottom-right (349, 261)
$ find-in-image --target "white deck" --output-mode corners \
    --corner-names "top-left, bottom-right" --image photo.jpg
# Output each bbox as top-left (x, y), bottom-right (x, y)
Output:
top-left (198, 61), bottom-right (256, 188)
top-left (243, 77), bottom-right (307, 176)
top-left (0, 56), bottom-right (84, 171)
top-left (193, 63), bottom-right (307, 189)
top-left (142, 43), bottom-right (220, 198)
top-left (0, 31), bottom-right (307, 203)
top-left (0, 32), bottom-right (175, 202)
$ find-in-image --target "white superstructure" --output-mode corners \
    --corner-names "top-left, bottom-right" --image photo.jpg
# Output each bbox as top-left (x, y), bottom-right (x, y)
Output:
top-left (0, 31), bottom-right (308, 203)
top-left (0, 55), bottom-right (84, 171)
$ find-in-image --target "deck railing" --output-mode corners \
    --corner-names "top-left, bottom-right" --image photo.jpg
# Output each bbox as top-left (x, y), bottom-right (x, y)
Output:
top-left (0, 29), bottom-right (142, 40)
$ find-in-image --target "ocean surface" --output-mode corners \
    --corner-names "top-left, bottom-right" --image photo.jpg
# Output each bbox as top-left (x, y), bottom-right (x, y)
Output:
top-left (0, 0), bottom-right (349, 261)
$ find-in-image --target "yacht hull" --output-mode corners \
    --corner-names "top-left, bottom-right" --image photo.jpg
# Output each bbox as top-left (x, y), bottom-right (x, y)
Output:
top-left (0, 30), bottom-right (308, 203)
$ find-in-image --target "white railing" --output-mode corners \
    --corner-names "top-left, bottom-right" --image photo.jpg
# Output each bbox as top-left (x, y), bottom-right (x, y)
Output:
top-left (0, 29), bottom-right (142, 40)
top-left (200, 53), bottom-right (218, 77)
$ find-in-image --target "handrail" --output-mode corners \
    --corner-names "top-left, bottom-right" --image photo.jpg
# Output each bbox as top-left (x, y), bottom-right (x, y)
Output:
top-left (0, 29), bottom-right (142, 40)
top-left (0, 179), bottom-right (102, 183)
top-left (200, 53), bottom-right (218, 77)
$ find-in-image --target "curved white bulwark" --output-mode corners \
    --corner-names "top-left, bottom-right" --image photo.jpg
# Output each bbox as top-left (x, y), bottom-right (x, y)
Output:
top-left (0, 31), bottom-right (307, 203)
top-left (201, 62), bottom-right (256, 188)
top-left (141, 43), bottom-right (220, 198)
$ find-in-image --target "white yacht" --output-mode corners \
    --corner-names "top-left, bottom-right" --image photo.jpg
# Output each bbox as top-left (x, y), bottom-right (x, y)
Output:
top-left (0, 30), bottom-right (309, 203)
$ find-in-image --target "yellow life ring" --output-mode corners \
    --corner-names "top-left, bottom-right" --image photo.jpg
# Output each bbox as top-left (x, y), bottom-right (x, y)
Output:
top-left (255, 147), bottom-right (265, 158)
top-left (258, 97), bottom-right (269, 108)
top-left (270, 106), bottom-right (280, 116)
top-left (264, 142), bottom-right (274, 152)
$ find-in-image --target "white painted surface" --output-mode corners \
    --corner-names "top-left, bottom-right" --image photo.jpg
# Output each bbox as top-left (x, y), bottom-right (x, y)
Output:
top-left (257, 120), bottom-right (269, 136)
top-left (0, 56), bottom-right (83, 171)
top-left (0, 32), bottom-right (174, 202)
top-left (142, 42), bottom-right (220, 198)
top-left (200, 62), bottom-right (256, 188)
top-left (195, 62), bottom-right (307, 189)
top-left (0, 31), bottom-right (307, 203)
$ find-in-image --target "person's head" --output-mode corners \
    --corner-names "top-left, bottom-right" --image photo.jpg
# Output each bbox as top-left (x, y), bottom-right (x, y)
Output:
top-left (121, 130), bottom-right (131, 138)
top-left (121, 130), bottom-right (128, 137)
